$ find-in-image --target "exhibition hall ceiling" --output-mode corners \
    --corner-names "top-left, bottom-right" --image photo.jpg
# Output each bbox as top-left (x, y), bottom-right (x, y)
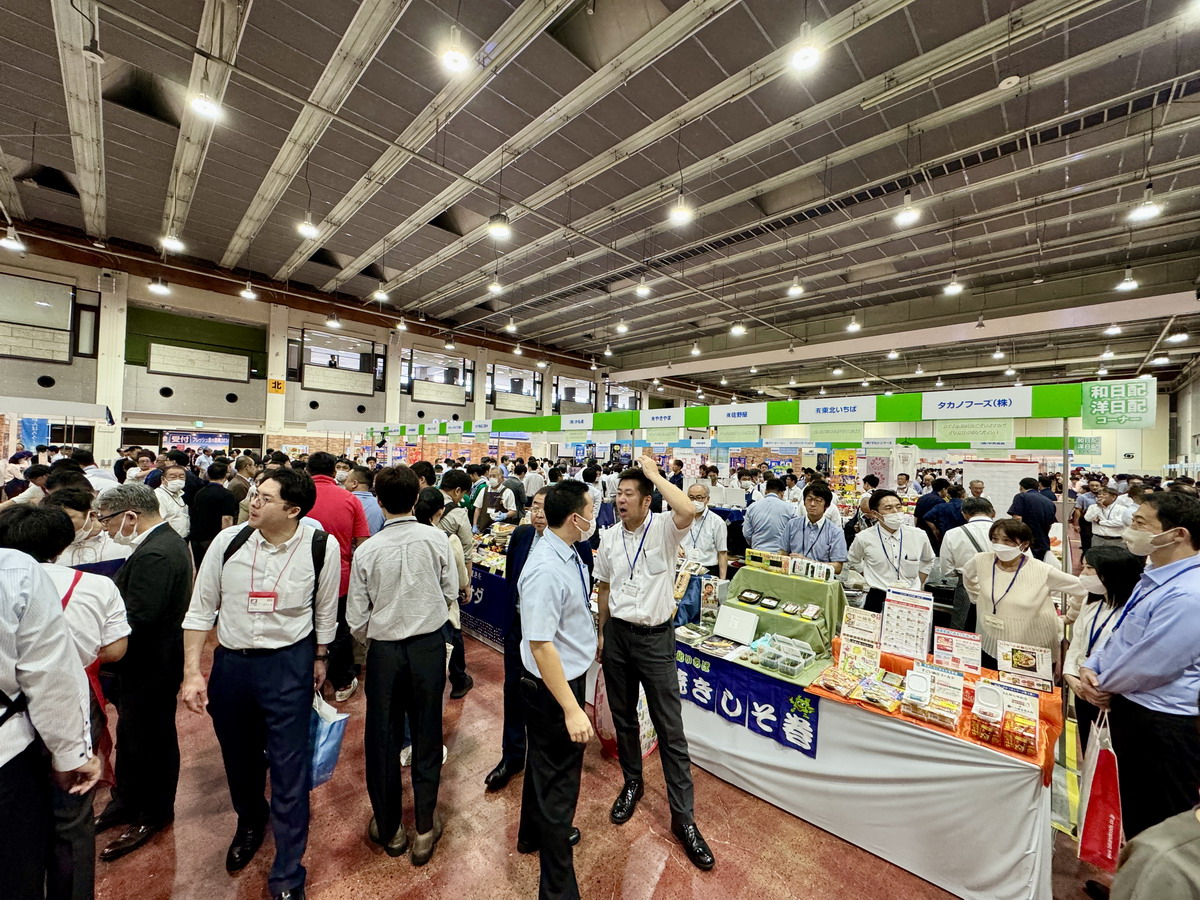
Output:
top-left (1, 0), bottom-right (1199, 398)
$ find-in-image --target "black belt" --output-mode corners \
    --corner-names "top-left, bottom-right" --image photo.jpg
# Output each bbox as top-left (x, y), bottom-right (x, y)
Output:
top-left (218, 643), bottom-right (302, 657)
top-left (609, 617), bottom-right (671, 634)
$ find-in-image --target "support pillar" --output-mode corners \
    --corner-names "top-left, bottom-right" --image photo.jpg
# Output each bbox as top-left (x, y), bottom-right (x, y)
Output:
top-left (93, 272), bottom-right (128, 463)
top-left (265, 303), bottom-right (289, 436)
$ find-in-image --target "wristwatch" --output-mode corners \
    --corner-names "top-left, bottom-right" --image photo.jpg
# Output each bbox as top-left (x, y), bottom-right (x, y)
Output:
top-left (315, 654), bottom-right (329, 661)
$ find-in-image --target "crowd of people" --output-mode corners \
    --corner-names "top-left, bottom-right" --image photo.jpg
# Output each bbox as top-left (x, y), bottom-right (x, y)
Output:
top-left (0, 441), bottom-right (1197, 899)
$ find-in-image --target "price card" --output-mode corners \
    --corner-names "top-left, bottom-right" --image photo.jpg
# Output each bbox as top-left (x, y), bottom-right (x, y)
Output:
top-left (933, 627), bottom-right (982, 675)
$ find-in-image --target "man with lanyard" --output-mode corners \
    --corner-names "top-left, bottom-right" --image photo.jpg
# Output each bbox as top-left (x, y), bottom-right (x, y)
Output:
top-left (781, 483), bottom-right (848, 572)
top-left (1077, 492), bottom-right (1200, 839)
top-left (937, 497), bottom-right (995, 631)
top-left (845, 489), bottom-right (935, 612)
top-left (180, 468), bottom-right (340, 900)
top-left (596, 455), bottom-right (715, 871)
top-left (682, 483), bottom-right (728, 578)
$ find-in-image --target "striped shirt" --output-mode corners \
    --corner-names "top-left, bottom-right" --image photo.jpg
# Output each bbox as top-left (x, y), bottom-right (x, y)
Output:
top-left (0, 550), bottom-right (92, 770)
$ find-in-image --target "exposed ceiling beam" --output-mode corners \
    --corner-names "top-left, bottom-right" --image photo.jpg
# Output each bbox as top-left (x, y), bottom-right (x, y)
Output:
top-left (160, 0), bottom-right (253, 245)
top-left (49, 0), bottom-right (106, 237)
top-left (0, 142), bottom-right (27, 221)
top-left (421, 0), bottom-right (1119, 317)
top-left (218, 0), bottom-right (414, 269)
top-left (380, 0), bottom-right (921, 296)
top-left (309, 0), bottom-right (746, 290)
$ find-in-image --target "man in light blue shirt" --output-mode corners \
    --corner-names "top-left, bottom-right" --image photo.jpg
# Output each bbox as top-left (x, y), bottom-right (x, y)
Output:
top-left (741, 477), bottom-right (794, 552)
top-left (781, 483), bottom-right (848, 572)
top-left (345, 466), bottom-right (385, 535)
top-left (1078, 491), bottom-right (1200, 838)
top-left (516, 480), bottom-right (596, 899)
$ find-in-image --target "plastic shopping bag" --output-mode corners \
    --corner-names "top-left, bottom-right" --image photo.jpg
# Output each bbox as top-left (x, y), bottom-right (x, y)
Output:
top-left (591, 668), bottom-right (658, 760)
top-left (1077, 710), bottom-right (1123, 872)
top-left (310, 692), bottom-right (350, 789)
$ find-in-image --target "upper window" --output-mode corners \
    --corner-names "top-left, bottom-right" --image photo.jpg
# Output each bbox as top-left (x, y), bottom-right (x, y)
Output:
top-left (0, 272), bottom-right (75, 363)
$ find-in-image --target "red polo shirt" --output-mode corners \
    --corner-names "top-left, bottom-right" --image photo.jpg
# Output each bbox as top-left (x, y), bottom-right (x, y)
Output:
top-left (307, 474), bottom-right (370, 596)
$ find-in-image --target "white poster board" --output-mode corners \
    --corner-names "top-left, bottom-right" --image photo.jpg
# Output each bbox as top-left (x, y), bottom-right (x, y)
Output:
top-left (961, 459), bottom-right (1040, 506)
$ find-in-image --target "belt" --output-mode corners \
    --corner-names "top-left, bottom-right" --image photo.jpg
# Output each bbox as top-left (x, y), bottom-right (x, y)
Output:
top-left (609, 617), bottom-right (671, 634)
top-left (218, 643), bottom-right (301, 657)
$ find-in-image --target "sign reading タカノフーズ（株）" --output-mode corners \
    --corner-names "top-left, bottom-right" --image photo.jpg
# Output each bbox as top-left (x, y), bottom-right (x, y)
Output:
top-left (1082, 378), bottom-right (1156, 429)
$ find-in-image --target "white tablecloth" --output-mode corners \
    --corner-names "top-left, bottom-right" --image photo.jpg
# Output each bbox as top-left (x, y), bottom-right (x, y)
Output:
top-left (682, 699), bottom-right (1053, 900)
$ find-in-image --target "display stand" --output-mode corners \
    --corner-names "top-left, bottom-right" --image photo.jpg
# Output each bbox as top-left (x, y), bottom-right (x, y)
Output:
top-left (726, 567), bottom-right (846, 647)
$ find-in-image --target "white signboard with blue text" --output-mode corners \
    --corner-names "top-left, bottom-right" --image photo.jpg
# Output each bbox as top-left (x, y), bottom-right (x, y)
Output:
top-left (638, 407), bottom-right (686, 428)
top-left (561, 412), bottom-right (594, 430)
top-left (800, 395), bottom-right (877, 423)
top-left (922, 387), bottom-right (1032, 419)
top-left (708, 402), bottom-right (768, 426)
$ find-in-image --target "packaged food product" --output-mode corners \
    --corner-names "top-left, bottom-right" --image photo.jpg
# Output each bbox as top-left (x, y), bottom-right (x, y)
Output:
top-left (1001, 712), bottom-right (1039, 756)
top-left (851, 676), bottom-right (903, 713)
top-left (816, 665), bottom-right (860, 697)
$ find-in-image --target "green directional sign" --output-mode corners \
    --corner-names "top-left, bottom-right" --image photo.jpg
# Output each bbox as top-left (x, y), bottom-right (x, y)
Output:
top-left (1082, 378), bottom-right (1155, 430)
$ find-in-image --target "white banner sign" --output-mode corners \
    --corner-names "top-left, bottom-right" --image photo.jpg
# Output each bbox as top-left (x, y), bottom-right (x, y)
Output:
top-left (922, 386), bottom-right (1032, 419)
top-left (690, 438), bottom-right (713, 448)
top-left (470, 419), bottom-right (491, 433)
top-left (709, 402), bottom-right (768, 426)
top-left (863, 437), bottom-right (896, 448)
top-left (639, 407), bottom-right (686, 428)
top-left (561, 412), bottom-right (594, 430)
top-left (800, 394), bottom-right (877, 423)
top-left (445, 421), bottom-right (464, 434)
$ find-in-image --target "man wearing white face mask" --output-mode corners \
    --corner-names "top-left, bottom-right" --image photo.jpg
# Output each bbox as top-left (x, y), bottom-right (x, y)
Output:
top-left (155, 464), bottom-right (190, 540)
top-left (1077, 491), bottom-right (1200, 839)
top-left (474, 463), bottom-right (519, 528)
top-left (43, 488), bottom-right (132, 568)
top-left (91, 483), bottom-right (192, 861)
top-left (846, 489), bottom-right (935, 613)
top-left (682, 484), bottom-right (728, 578)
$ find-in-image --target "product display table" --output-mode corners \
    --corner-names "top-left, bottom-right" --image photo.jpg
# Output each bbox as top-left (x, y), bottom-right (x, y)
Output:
top-left (679, 640), bottom-right (1053, 900)
top-left (460, 564), bottom-right (510, 651)
top-left (725, 567), bottom-right (846, 648)
top-left (709, 506), bottom-right (745, 523)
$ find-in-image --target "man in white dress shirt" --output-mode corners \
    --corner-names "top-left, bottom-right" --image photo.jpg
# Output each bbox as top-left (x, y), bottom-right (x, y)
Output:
top-left (845, 489), bottom-right (935, 612)
top-left (937, 497), bottom-right (995, 630)
top-left (682, 483), bottom-right (728, 578)
top-left (894, 473), bottom-right (920, 499)
top-left (181, 468), bottom-right (340, 900)
top-left (156, 464), bottom-right (190, 539)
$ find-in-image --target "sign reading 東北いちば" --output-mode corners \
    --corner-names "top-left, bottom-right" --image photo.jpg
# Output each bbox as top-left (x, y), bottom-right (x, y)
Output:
top-left (800, 395), bottom-right (877, 423)
top-left (1082, 378), bottom-right (1156, 429)
top-left (922, 386), bottom-right (1032, 419)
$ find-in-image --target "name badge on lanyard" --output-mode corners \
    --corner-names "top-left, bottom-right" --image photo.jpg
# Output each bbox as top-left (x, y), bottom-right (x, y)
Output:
top-left (248, 591), bottom-right (278, 613)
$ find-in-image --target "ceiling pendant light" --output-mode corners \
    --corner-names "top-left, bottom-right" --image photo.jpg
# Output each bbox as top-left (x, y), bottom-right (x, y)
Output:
top-left (1167, 330), bottom-right (1189, 343)
top-left (893, 189), bottom-right (920, 227)
top-left (1127, 182), bottom-right (1161, 222)
top-left (1151, 354), bottom-right (1169, 365)
top-left (786, 275), bottom-right (804, 297)
top-left (487, 213), bottom-right (512, 240)
top-left (975, 314), bottom-right (986, 329)
top-left (536, 358), bottom-right (549, 369)
top-left (719, 376), bottom-right (728, 386)
top-left (1032, 273), bottom-right (1045, 284)
top-left (615, 319), bottom-right (630, 334)
top-left (1096, 367), bottom-right (1108, 376)
top-left (325, 310), bottom-right (341, 328)
top-left (148, 276), bottom-right (170, 296)
top-left (651, 377), bottom-right (660, 385)
top-left (441, 24), bottom-right (470, 72)
top-left (749, 365), bottom-right (758, 374)
top-left (190, 93), bottom-right (221, 119)
top-left (1100, 345), bottom-right (1115, 359)
top-left (488, 277), bottom-right (503, 295)
top-left (444, 334), bottom-right (457, 351)
top-left (884, 390), bottom-right (894, 396)
top-left (729, 321), bottom-right (747, 336)
top-left (790, 21), bottom-right (821, 70)
top-left (1116, 266), bottom-right (1138, 291)
top-left (915, 364), bottom-right (925, 375)
top-left (935, 376), bottom-right (945, 387)
top-left (603, 344), bottom-right (613, 357)
top-left (239, 280), bottom-right (258, 300)
top-left (886, 349), bottom-right (900, 360)
top-left (788, 341), bottom-right (796, 354)
top-left (504, 316), bottom-right (518, 333)
top-left (635, 276), bottom-right (651, 298)
top-left (395, 318), bottom-right (407, 331)
top-left (690, 341), bottom-right (701, 357)
top-left (860, 379), bottom-right (870, 387)
top-left (831, 366), bottom-right (844, 376)
top-left (1013, 378), bottom-right (1023, 387)
top-left (1004, 366), bottom-right (1016, 376)
top-left (668, 188), bottom-right (693, 226)
top-left (589, 358), bottom-right (598, 371)
top-left (788, 376), bottom-right (796, 386)
top-left (656, 384), bottom-right (665, 392)
top-left (1104, 324), bottom-right (1122, 336)
top-left (513, 343), bottom-right (523, 355)
top-left (992, 346), bottom-right (1005, 359)
top-left (161, 233), bottom-right (184, 253)
top-left (373, 282), bottom-right (390, 302)
top-left (697, 391), bottom-right (704, 399)
top-left (297, 212), bottom-right (319, 240)
top-left (818, 386), bottom-right (826, 395)
top-left (943, 271), bottom-right (963, 295)
top-left (0, 225), bottom-right (25, 252)
top-left (846, 316), bottom-right (861, 332)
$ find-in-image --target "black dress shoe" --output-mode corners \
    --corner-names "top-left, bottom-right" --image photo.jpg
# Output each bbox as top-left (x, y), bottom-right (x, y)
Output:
top-left (485, 759), bottom-right (523, 791)
top-left (449, 675), bottom-right (474, 700)
top-left (225, 824), bottom-right (265, 872)
top-left (610, 780), bottom-right (644, 825)
top-left (99, 823), bottom-right (166, 862)
top-left (517, 827), bottom-right (581, 854)
top-left (672, 822), bottom-right (715, 871)
top-left (94, 804), bottom-right (132, 834)
top-left (273, 889), bottom-right (305, 900)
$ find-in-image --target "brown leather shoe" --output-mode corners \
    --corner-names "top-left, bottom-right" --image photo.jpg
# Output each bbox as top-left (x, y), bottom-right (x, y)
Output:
top-left (410, 813), bottom-right (443, 866)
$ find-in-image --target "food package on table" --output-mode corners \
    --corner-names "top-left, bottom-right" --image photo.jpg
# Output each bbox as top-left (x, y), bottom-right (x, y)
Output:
top-left (1001, 712), bottom-right (1039, 756)
top-left (815, 665), bottom-right (861, 697)
top-left (850, 673), bottom-right (904, 713)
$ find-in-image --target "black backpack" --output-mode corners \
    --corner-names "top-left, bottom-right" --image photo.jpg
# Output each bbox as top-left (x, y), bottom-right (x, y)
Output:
top-left (221, 525), bottom-right (328, 604)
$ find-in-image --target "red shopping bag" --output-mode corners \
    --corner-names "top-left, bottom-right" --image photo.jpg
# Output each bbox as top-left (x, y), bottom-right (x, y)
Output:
top-left (592, 668), bottom-right (658, 760)
top-left (1077, 710), bottom-right (1123, 872)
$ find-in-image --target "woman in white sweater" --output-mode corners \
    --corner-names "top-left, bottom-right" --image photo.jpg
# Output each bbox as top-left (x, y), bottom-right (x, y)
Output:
top-left (963, 519), bottom-right (1086, 670)
top-left (1063, 545), bottom-right (1144, 753)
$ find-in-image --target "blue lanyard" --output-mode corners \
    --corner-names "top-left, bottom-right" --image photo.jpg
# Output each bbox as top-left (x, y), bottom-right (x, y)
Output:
top-left (989, 556), bottom-right (1027, 614)
top-left (574, 551), bottom-right (591, 612)
top-left (876, 525), bottom-right (903, 577)
top-left (802, 519), bottom-right (825, 557)
top-left (1086, 603), bottom-right (1121, 656)
top-left (1113, 560), bottom-right (1200, 630)
top-left (622, 513), bottom-right (653, 580)
top-left (689, 512), bottom-right (706, 548)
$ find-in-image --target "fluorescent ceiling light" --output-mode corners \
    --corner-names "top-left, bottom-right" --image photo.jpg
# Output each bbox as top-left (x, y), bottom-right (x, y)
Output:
top-left (148, 277), bottom-right (170, 296)
top-left (487, 213), bottom-right (511, 240)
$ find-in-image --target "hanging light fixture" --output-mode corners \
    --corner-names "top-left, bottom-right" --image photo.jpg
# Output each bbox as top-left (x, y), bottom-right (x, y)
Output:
top-left (749, 365), bottom-right (758, 374)
top-left (395, 318), bottom-right (407, 331)
top-left (444, 334), bottom-right (457, 350)
top-left (161, 233), bottom-right (184, 253)
top-left (488, 276), bottom-right (503, 295)
top-left (819, 386), bottom-right (827, 395)
top-left (1167, 331), bottom-right (1189, 343)
top-left (886, 349), bottom-right (900, 360)
top-left (297, 212), bottom-right (320, 240)
top-left (884, 390), bottom-right (894, 396)
top-left (1013, 378), bottom-right (1023, 387)
top-left (603, 344), bottom-right (613, 357)
top-left (729, 321), bottom-right (748, 336)
top-left (975, 314), bottom-right (986, 329)
top-left (513, 343), bottom-right (523, 356)
top-left (860, 379), bottom-right (870, 387)
top-left (1100, 345), bottom-right (1115, 360)
top-left (651, 377), bottom-right (660, 385)
top-left (690, 341), bottom-right (701, 357)
top-left (239, 280), bottom-right (258, 301)
top-left (1115, 266), bottom-right (1138, 291)
top-left (1096, 367), bottom-right (1108, 376)
top-left (914, 364), bottom-right (925, 375)
top-left (589, 358), bottom-right (598, 371)
top-left (668, 188), bottom-right (693, 226)
top-left (1104, 324), bottom-right (1122, 336)
top-left (148, 276), bottom-right (170, 296)
top-left (943, 271), bottom-right (963, 295)
top-left (190, 93), bottom-right (221, 119)
top-left (846, 316), bottom-right (861, 332)
top-left (0, 225), bottom-right (25, 252)
top-left (786, 275), bottom-right (804, 297)
top-left (790, 22), bottom-right (821, 70)
top-left (992, 346), bottom-right (1005, 359)
top-left (719, 376), bottom-right (728, 386)
top-left (325, 310), bottom-right (341, 328)
top-left (893, 189), bottom-right (920, 227)
top-left (504, 316), bottom-right (517, 333)
top-left (1004, 366), bottom-right (1016, 376)
top-left (1127, 182), bottom-right (1162, 222)
top-left (635, 276), bottom-right (651, 298)
top-left (487, 213), bottom-right (512, 240)
top-left (373, 283), bottom-right (389, 301)
top-left (935, 376), bottom-right (945, 387)
top-left (1151, 355), bottom-right (1169, 365)
top-left (615, 319), bottom-right (630, 334)
top-left (832, 367), bottom-right (844, 376)
top-left (788, 376), bottom-right (796, 386)
top-left (536, 358), bottom-right (549, 369)
top-left (441, 24), bottom-right (470, 72)
top-left (656, 384), bottom-right (665, 392)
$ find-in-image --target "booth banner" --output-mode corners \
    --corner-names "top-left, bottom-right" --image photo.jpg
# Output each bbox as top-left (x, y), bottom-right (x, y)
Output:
top-left (934, 418), bottom-right (1014, 444)
top-left (718, 425), bottom-right (761, 443)
top-left (922, 386), bottom-right (1032, 419)
top-left (640, 407), bottom-right (687, 428)
top-left (800, 395), bottom-right (877, 423)
top-left (810, 421), bottom-right (865, 443)
top-left (562, 430), bottom-right (587, 443)
top-left (644, 427), bottom-right (680, 442)
top-left (1082, 378), bottom-right (1155, 429)
top-left (676, 644), bottom-right (820, 759)
top-left (19, 418), bottom-right (49, 448)
top-left (710, 402), bottom-right (768, 426)
top-left (445, 421), bottom-right (464, 434)
top-left (403, 423), bottom-right (420, 436)
top-left (863, 437), bottom-right (895, 448)
top-left (469, 419), bottom-right (492, 433)
top-left (561, 413), bottom-right (594, 430)
top-left (460, 567), bottom-right (509, 651)
top-left (164, 431), bottom-right (229, 449)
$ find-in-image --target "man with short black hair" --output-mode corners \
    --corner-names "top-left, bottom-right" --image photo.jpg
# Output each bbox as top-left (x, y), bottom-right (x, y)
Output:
top-left (782, 483), bottom-right (848, 572)
top-left (846, 489), bottom-right (935, 612)
top-left (1008, 477), bottom-right (1057, 560)
top-left (189, 462), bottom-right (239, 566)
top-left (345, 466), bottom-right (384, 535)
top-left (938, 497), bottom-right (995, 631)
top-left (742, 477), bottom-right (794, 552)
top-left (668, 459), bottom-right (684, 491)
top-left (72, 448), bottom-right (118, 491)
top-left (924, 484), bottom-right (967, 551)
top-left (3, 463), bottom-right (50, 506)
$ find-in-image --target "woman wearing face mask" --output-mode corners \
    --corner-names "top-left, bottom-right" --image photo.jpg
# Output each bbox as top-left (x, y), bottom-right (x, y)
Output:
top-left (1063, 546), bottom-right (1143, 753)
top-left (963, 519), bottom-right (1086, 670)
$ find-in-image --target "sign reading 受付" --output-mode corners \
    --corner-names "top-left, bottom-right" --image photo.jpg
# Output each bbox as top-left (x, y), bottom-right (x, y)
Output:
top-left (1082, 378), bottom-right (1156, 429)
top-left (922, 386), bottom-right (1032, 419)
top-left (800, 394), bottom-right (876, 423)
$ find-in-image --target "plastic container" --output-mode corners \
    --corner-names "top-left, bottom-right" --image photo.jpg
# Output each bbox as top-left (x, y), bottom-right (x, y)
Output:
top-left (778, 655), bottom-right (803, 678)
top-left (760, 649), bottom-right (782, 670)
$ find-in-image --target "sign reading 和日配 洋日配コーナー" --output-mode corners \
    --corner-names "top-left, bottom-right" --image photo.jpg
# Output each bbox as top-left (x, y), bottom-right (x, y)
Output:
top-left (1082, 378), bottom-right (1156, 429)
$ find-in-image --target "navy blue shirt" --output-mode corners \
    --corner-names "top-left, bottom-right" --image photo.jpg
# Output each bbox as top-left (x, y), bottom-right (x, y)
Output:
top-left (924, 498), bottom-right (965, 540)
top-left (1007, 490), bottom-right (1057, 554)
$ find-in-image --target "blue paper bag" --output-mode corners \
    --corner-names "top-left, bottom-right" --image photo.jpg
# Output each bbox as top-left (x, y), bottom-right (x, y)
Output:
top-left (310, 692), bottom-right (349, 789)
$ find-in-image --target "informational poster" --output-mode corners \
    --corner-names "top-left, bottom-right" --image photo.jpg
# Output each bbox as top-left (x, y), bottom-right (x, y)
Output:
top-left (839, 636), bottom-right (882, 678)
top-left (996, 640), bottom-right (1054, 692)
top-left (1082, 377), bottom-right (1156, 429)
top-left (932, 627), bottom-right (982, 675)
top-left (841, 606), bottom-right (882, 645)
top-left (880, 589), bottom-right (935, 660)
top-left (934, 418), bottom-right (1015, 444)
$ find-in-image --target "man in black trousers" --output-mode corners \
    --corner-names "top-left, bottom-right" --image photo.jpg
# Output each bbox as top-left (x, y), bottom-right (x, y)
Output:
top-left (484, 487), bottom-right (593, 799)
top-left (181, 468), bottom-right (340, 900)
top-left (93, 483), bottom-right (193, 860)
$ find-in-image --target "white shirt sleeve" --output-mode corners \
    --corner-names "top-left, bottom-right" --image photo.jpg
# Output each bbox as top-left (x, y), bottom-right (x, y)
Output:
top-left (315, 532), bottom-right (342, 644)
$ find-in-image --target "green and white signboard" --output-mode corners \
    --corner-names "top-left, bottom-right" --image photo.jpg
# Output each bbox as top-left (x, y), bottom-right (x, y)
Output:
top-left (1082, 378), bottom-right (1156, 429)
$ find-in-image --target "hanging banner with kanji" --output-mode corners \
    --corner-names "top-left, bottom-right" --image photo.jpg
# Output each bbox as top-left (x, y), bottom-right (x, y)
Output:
top-left (676, 643), bottom-right (821, 758)
top-left (1082, 378), bottom-right (1156, 429)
